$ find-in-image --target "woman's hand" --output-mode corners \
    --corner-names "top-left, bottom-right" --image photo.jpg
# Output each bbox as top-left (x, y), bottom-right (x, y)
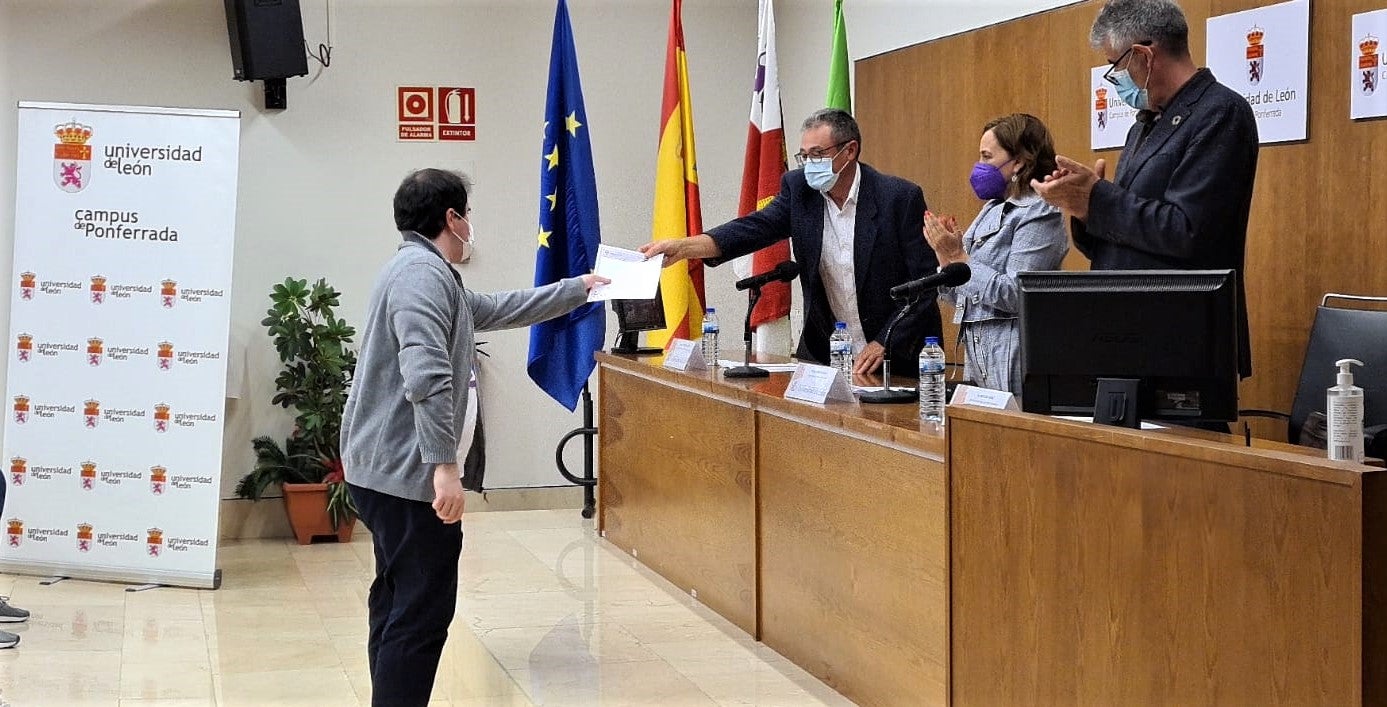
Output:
top-left (923, 211), bottom-right (966, 266)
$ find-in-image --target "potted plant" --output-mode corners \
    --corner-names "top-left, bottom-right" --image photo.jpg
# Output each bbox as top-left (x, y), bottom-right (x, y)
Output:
top-left (236, 277), bottom-right (358, 544)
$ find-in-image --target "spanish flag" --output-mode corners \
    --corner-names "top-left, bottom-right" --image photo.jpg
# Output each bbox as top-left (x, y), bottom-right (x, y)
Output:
top-left (648, 0), bottom-right (704, 348)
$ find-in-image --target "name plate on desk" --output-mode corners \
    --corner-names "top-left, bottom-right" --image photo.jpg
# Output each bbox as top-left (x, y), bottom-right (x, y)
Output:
top-left (662, 339), bottom-right (708, 371)
top-left (949, 384), bottom-right (1019, 410)
top-left (784, 363), bottom-right (855, 404)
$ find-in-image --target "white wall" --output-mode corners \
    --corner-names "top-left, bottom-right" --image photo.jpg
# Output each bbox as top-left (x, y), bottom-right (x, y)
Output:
top-left (845, 0), bottom-right (1084, 61)
top-left (0, 0), bottom-right (1083, 497)
top-left (0, 0), bottom-right (755, 495)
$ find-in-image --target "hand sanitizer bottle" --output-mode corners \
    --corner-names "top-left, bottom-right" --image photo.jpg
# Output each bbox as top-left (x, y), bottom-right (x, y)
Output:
top-left (1328, 358), bottom-right (1365, 463)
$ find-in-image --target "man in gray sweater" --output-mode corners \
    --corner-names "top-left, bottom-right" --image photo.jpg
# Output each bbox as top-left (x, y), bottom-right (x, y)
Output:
top-left (342, 168), bottom-right (604, 706)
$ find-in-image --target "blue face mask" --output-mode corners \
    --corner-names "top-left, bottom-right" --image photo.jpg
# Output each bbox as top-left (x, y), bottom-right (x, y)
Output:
top-left (1109, 68), bottom-right (1150, 111)
top-left (803, 157), bottom-right (840, 192)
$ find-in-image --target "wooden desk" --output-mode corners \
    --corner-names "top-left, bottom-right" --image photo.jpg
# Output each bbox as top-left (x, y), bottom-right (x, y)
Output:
top-left (753, 377), bottom-right (947, 706)
top-left (948, 405), bottom-right (1387, 706)
top-left (597, 353), bottom-right (947, 707)
top-left (598, 362), bottom-right (757, 633)
top-left (597, 354), bottom-right (1386, 706)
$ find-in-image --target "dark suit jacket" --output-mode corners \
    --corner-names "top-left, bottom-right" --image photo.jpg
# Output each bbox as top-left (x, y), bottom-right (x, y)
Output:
top-left (706, 163), bottom-right (942, 373)
top-left (1075, 68), bottom-right (1259, 378)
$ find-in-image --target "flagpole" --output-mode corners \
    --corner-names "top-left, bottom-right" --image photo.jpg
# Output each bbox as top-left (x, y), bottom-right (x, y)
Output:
top-left (553, 383), bottom-right (597, 519)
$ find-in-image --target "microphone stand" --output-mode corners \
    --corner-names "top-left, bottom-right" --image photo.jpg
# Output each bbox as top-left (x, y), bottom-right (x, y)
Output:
top-left (858, 295), bottom-right (921, 404)
top-left (723, 285), bottom-right (770, 378)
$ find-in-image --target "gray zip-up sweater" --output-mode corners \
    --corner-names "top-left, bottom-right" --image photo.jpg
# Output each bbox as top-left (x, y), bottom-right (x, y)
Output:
top-left (341, 233), bottom-right (588, 503)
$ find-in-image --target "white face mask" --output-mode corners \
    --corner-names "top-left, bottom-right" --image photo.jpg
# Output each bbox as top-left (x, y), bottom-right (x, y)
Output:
top-left (803, 157), bottom-right (841, 192)
top-left (449, 214), bottom-right (476, 264)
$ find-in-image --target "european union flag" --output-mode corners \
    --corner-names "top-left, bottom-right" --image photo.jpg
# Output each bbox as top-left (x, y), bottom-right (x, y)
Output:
top-left (527, 0), bottom-right (604, 411)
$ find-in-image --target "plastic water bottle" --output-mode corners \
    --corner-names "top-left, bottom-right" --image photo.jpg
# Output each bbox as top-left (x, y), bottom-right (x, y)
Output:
top-left (701, 307), bottom-right (719, 366)
top-left (919, 336), bottom-right (946, 426)
top-left (829, 321), bottom-right (853, 376)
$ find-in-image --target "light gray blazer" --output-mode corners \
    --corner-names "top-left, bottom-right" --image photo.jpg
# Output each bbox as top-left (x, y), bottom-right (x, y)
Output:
top-left (937, 193), bottom-right (1067, 394)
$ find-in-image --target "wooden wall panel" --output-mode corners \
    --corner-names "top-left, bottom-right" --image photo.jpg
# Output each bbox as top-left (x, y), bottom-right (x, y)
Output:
top-left (857, 0), bottom-right (1387, 434)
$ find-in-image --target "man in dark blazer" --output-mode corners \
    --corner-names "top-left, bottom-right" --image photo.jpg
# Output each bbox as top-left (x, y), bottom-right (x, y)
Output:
top-left (1035, 0), bottom-right (1258, 378)
top-left (641, 109), bottom-right (942, 376)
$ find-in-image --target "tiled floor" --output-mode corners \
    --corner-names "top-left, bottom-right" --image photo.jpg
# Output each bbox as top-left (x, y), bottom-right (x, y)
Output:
top-left (0, 510), bottom-right (854, 706)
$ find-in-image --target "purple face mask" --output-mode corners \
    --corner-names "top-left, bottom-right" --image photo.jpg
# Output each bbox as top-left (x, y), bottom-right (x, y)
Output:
top-left (969, 160), bottom-right (1013, 201)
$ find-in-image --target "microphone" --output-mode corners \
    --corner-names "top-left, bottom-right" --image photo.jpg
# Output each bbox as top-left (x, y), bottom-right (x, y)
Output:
top-left (724, 261), bottom-right (799, 379)
top-left (889, 262), bottom-right (971, 300)
top-left (735, 261), bottom-right (801, 291)
top-left (860, 265), bottom-right (966, 405)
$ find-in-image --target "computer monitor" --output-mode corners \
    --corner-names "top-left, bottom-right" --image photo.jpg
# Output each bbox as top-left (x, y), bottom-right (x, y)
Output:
top-left (1018, 270), bottom-right (1239, 425)
top-left (610, 288), bottom-right (666, 356)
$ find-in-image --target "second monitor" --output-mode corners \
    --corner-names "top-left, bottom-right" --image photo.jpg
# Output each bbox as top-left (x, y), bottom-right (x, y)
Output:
top-left (1017, 270), bottom-right (1240, 426)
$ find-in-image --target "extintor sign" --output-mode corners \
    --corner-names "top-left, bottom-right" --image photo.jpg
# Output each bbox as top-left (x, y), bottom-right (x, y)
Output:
top-left (397, 86), bottom-right (476, 142)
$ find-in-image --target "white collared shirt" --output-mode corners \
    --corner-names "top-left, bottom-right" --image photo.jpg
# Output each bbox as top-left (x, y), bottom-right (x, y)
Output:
top-left (818, 165), bottom-right (866, 353)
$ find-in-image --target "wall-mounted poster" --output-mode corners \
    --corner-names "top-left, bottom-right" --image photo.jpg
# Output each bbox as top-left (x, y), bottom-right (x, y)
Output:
top-left (1090, 65), bottom-right (1140, 150)
top-left (1207, 0), bottom-right (1310, 143)
top-left (1351, 9), bottom-right (1387, 120)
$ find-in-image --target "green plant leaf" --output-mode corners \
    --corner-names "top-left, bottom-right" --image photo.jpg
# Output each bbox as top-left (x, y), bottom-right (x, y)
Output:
top-left (326, 480), bottom-right (357, 530)
top-left (252, 276), bottom-right (359, 492)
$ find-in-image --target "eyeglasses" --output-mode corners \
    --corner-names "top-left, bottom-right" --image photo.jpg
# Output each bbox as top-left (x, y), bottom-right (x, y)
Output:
top-left (1102, 40), bottom-right (1153, 85)
top-left (793, 141), bottom-right (849, 167)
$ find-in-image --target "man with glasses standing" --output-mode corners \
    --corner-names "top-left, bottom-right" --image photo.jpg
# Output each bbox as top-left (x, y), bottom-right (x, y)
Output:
top-left (1034, 0), bottom-right (1259, 380)
top-left (640, 108), bottom-right (941, 377)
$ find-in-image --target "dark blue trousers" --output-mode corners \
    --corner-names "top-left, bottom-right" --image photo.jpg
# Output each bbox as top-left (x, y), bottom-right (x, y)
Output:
top-left (348, 483), bottom-right (463, 707)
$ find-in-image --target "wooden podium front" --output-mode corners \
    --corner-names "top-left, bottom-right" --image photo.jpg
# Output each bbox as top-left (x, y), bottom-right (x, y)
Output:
top-left (597, 361), bottom-right (758, 634)
top-left (595, 352), bottom-right (1387, 706)
top-left (947, 405), bottom-right (1387, 706)
top-left (597, 353), bottom-right (947, 707)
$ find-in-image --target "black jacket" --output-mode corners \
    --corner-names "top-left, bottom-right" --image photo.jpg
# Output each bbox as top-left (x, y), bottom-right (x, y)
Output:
top-left (1076, 68), bottom-right (1259, 378)
top-left (706, 163), bottom-right (942, 373)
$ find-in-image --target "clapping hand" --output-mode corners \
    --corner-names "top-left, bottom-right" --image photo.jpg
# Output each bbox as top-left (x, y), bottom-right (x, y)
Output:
top-left (922, 211), bottom-right (965, 266)
top-left (1032, 156), bottom-right (1107, 220)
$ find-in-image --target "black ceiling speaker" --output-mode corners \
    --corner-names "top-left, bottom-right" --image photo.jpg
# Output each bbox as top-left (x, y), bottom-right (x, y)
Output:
top-left (224, 0), bottom-right (309, 109)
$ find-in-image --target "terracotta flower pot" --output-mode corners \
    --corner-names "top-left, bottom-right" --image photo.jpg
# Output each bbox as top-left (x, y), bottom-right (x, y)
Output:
top-left (282, 482), bottom-right (356, 545)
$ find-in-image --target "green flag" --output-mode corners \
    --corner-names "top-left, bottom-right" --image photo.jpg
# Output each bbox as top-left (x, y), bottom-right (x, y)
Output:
top-left (825, 0), bottom-right (851, 110)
